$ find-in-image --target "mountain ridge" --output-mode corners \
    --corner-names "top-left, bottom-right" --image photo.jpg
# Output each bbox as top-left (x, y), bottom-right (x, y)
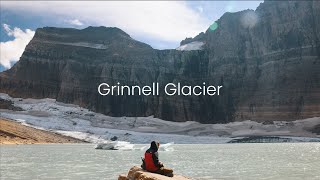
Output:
top-left (0, 0), bottom-right (319, 123)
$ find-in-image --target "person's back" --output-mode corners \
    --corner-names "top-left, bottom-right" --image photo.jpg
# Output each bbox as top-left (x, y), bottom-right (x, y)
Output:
top-left (144, 141), bottom-right (162, 172)
top-left (141, 141), bottom-right (173, 177)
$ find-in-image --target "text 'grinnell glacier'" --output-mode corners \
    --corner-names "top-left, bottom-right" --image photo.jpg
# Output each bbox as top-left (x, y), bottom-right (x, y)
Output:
top-left (98, 82), bottom-right (223, 96)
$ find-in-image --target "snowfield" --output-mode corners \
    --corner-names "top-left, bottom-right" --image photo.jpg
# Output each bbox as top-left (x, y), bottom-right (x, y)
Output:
top-left (35, 40), bottom-right (107, 49)
top-left (176, 41), bottom-right (205, 51)
top-left (0, 93), bottom-right (319, 144)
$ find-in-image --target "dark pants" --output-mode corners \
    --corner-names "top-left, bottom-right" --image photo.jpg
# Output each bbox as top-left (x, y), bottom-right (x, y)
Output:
top-left (156, 167), bottom-right (173, 177)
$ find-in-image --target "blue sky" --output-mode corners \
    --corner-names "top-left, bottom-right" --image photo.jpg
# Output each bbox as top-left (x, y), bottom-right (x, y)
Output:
top-left (0, 1), bottom-right (263, 70)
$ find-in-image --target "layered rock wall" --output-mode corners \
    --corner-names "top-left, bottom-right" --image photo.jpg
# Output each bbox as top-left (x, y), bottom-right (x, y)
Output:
top-left (1, 1), bottom-right (319, 123)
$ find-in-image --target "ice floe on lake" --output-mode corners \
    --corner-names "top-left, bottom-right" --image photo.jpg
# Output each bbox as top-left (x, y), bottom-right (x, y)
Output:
top-left (95, 141), bottom-right (134, 150)
top-left (94, 141), bottom-right (174, 151)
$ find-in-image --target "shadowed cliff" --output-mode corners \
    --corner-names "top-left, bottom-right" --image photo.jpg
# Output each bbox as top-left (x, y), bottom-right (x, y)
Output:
top-left (1, 1), bottom-right (319, 123)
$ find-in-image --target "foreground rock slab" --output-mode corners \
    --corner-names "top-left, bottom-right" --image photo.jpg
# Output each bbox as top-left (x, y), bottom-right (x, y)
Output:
top-left (119, 166), bottom-right (191, 180)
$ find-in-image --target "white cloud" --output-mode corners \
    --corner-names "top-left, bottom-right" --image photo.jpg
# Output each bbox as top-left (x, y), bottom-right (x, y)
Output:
top-left (0, 24), bottom-right (35, 68)
top-left (1, 1), bottom-right (210, 42)
top-left (197, 6), bottom-right (204, 13)
top-left (67, 19), bottom-right (83, 26)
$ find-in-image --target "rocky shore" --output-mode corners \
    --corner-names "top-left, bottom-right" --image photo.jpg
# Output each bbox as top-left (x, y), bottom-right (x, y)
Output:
top-left (0, 118), bottom-right (86, 144)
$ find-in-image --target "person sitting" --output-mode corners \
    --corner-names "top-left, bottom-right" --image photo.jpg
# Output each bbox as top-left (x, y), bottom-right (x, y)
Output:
top-left (141, 141), bottom-right (173, 177)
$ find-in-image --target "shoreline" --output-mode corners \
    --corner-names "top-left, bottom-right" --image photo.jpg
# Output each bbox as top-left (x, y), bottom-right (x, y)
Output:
top-left (0, 118), bottom-right (87, 144)
top-left (0, 93), bottom-right (319, 144)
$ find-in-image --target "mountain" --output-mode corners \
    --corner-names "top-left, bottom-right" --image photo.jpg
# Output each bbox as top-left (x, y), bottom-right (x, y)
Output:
top-left (0, 1), bottom-right (319, 123)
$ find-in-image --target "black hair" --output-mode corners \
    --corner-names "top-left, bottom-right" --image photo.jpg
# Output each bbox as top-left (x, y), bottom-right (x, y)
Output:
top-left (150, 141), bottom-right (159, 151)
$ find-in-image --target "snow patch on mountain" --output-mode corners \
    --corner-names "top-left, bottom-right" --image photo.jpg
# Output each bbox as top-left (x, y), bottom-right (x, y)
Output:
top-left (176, 41), bottom-right (204, 51)
top-left (34, 40), bottom-right (107, 49)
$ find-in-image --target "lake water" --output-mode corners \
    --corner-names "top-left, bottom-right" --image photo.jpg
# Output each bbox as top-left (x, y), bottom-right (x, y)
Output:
top-left (1, 143), bottom-right (320, 180)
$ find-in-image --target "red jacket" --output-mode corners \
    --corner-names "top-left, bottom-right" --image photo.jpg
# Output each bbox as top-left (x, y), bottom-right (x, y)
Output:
top-left (144, 149), bottom-right (162, 172)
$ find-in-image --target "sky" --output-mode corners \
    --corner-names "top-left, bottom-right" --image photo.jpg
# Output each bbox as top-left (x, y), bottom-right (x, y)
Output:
top-left (0, 1), bottom-right (263, 71)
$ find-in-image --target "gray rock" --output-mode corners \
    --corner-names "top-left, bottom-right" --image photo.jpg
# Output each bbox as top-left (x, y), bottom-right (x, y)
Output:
top-left (0, 1), bottom-right (319, 123)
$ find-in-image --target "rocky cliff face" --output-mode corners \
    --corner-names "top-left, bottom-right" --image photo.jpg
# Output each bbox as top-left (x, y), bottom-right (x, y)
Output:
top-left (0, 1), bottom-right (319, 123)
